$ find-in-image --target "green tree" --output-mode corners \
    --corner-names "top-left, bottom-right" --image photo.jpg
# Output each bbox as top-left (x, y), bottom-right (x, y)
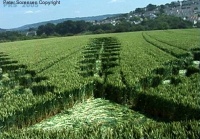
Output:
top-left (44, 23), bottom-right (55, 36)
top-left (196, 22), bottom-right (200, 28)
top-left (146, 4), bottom-right (157, 11)
top-left (130, 16), bottom-right (141, 22)
top-left (115, 21), bottom-right (132, 32)
top-left (157, 22), bottom-right (169, 30)
top-left (37, 25), bottom-right (45, 36)
top-left (135, 8), bottom-right (145, 13)
top-left (74, 20), bottom-right (87, 34)
top-left (55, 20), bottom-right (75, 35)
top-left (131, 25), bottom-right (145, 31)
top-left (159, 5), bottom-right (165, 14)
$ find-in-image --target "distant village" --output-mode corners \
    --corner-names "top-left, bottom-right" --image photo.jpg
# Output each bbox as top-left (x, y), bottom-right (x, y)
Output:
top-left (91, 0), bottom-right (200, 26)
top-left (26, 0), bottom-right (200, 37)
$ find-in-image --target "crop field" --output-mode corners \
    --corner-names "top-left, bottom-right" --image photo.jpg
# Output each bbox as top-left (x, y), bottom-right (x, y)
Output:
top-left (0, 29), bottom-right (199, 138)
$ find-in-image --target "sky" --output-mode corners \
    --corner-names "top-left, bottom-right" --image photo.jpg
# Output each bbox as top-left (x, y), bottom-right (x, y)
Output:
top-left (0, 0), bottom-right (175, 29)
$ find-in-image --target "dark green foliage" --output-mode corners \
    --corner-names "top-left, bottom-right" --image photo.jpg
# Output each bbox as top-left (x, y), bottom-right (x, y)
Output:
top-left (135, 8), bottom-right (145, 13)
top-left (186, 66), bottom-right (200, 76)
top-left (54, 20), bottom-right (91, 35)
top-left (0, 31), bottom-right (24, 42)
top-left (141, 15), bottom-right (193, 30)
top-left (146, 4), bottom-right (157, 11)
top-left (36, 15), bottom-right (193, 37)
top-left (193, 51), bottom-right (200, 60)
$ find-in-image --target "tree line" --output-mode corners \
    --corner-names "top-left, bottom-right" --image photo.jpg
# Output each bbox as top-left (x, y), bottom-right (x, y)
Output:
top-left (0, 14), bottom-right (196, 42)
top-left (36, 15), bottom-right (193, 36)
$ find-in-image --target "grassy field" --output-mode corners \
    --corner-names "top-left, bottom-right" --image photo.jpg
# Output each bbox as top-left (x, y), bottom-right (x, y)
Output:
top-left (0, 29), bottom-right (199, 138)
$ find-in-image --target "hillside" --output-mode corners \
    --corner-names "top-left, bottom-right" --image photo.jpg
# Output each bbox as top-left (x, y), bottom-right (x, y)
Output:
top-left (0, 28), bottom-right (6, 33)
top-left (5, 14), bottom-right (119, 31)
top-left (96, 0), bottom-right (200, 26)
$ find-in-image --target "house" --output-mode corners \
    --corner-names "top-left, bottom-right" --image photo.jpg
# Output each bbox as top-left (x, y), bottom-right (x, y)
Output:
top-left (26, 31), bottom-right (37, 36)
